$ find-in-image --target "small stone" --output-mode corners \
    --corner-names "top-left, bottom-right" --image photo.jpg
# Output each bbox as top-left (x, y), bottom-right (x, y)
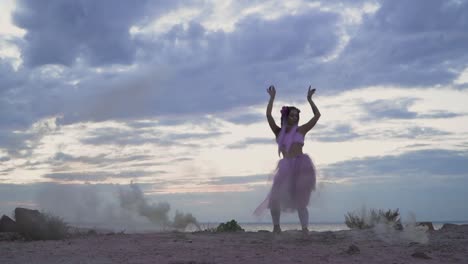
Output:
top-left (411, 251), bottom-right (432, 259)
top-left (346, 244), bottom-right (360, 255)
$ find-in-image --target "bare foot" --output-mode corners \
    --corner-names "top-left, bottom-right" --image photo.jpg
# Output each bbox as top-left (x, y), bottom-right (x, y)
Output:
top-left (273, 225), bottom-right (282, 234)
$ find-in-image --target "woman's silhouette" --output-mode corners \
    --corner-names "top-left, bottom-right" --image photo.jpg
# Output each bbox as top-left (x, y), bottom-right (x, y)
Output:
top-left (255, 85), bottom-right (321, 233)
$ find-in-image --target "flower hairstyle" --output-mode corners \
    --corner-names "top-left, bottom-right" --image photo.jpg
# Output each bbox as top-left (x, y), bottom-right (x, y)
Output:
top-left (277, 106), bottom-right (301, 157)
top-left (280, 106), bottom-right (301, 127)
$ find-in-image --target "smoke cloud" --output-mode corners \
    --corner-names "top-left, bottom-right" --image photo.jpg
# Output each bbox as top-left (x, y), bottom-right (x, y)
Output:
top-left (35, 182), bottom-right (199, 232)
top-left (347, 206), bottom-right (428, 244)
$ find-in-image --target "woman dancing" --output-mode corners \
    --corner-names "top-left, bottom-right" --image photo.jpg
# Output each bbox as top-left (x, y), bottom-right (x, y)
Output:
top-left (255, 85), bottom-right (321, 234)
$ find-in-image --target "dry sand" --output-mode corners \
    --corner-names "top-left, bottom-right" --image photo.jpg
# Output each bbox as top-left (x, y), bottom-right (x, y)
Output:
top-left (1, 224), bottom-right (467, 264)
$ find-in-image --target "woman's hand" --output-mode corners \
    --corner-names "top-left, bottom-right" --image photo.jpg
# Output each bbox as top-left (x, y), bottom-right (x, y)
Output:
top-left (307, 85), bottom-right (316, 101)
top-left (267, 85), bottom-right (276, 99)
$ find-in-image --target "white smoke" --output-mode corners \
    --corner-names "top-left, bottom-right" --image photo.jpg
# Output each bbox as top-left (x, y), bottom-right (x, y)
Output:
top-left (35, 183), bottom-right (199, 232)
top-left (118, 184), bottom-right (171, 226)
top-left (347, 206), bottom-right (429, 244)
top-left (398, 212), bottom-right (429, 244)
top-left (173, 210), bottom-right (200, 230)
top-left (118, 183), bottom-right (199, 230)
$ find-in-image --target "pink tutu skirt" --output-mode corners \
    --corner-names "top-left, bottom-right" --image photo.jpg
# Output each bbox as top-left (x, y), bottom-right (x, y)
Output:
top-left (254, 154), bottom-right (316, 215)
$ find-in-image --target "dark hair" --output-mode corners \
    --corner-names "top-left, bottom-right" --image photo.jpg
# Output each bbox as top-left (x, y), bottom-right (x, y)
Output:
top-left (280, 106), bottom-right (300, 126)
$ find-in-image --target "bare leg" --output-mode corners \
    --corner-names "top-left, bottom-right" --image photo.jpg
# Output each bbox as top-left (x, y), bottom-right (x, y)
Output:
top-left (298, 207), bottom-right (309, 231)
top-left (270, 200), bottom-right (281, 233)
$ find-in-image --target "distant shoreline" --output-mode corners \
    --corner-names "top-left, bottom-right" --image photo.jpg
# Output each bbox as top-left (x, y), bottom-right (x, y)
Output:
top-left (63, 220), bottom-right (468, 234)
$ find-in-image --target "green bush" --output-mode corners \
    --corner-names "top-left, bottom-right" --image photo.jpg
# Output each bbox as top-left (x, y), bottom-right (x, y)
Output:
top-left (345, 208), bottom-right (402, 230)
top-left (216, 219), bottom-right (244, 232)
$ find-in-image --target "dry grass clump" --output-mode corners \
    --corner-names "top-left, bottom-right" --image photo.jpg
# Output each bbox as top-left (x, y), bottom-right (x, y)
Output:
top-left (15, 211), bottom-right (69, 240)
top-left (345, 208), bottom-right (402, 230)
top-left (195, 220), bottom-right (244, 233)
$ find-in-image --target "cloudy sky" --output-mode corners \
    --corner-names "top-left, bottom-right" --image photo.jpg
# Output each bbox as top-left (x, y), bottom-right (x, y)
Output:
top-left (0, 0), bottom-right (467, 226)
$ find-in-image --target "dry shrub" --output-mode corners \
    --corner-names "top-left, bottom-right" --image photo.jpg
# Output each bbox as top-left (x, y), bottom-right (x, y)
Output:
top-left (15, 211), bottom-right (69, 240)
top-left (216, 219), bottom-right (244, 232)
top-left (345, 208), bottom-right (402, 230)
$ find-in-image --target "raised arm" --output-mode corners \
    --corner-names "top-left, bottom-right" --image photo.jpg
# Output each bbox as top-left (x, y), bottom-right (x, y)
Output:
top-left (299, 86), bottom-right (321, 135)
top-left (266, 85), bottom-right (281, 136)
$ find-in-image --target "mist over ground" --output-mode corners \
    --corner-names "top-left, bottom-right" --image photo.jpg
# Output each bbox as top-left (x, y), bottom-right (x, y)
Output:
top-left (35, 183), bottom-right (198, 232)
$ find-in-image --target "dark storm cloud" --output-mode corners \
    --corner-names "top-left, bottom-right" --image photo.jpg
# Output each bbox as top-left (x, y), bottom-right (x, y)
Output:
top-left (418, 111), bottom-right (463, 119)
top-left (127, 162), bottom-right (168, 168)
top-left (137, 10), bottom-right (342, 114)
top-left (0, 168), bottom-right (15, 177)
top-left (316, 0), bottom-right (377, 5)
top-left (80, 127), bottom-right (164, 146)
top-left (362, 98), bottom-right (418, 119)
top-left (168, 132), bottom-right (225, 140)
top-left (226, 137), bottom-right (274, 149)
top-left (369, 126), bottom-right (451, 139)
top-left (43, 172), bottom-right (110, 182)
top-left (0, 63), bottom-right (98, 138)
top-left (0, 58), bottom-right (22, 94)
top-left (207, 174), bottom-right (268, 185)
top-left (169, 157), bottom-right (193, 163)
top-left (319, 0), bottom-right (468, 88)
top-left (51, 152), bottom-right (155, 165)
top-left (361, 98), bottom-right (463, 120)
top-left (80, 127), bottom-right (215, 148)
top-left (230, 13), bottom-right (339, 63)
top-left (43, 170), bottom-right (158, 182)
top-left (223, 112), bottom-right (265, 125)
top-left (0, 58), bottom-right (30, 132)
top-left (3, 0), bottom-right (467, 131)
top-left (152, 115), bottom-right (224, 127)
top-left (313, 124), bottom-right (361, 142)
top-left (12, 0), bottom-right (189, 67)
top-left (0, 98), bottom-right (30, 130)
top-left (126, 120), bottom-right (160, 129)
top-left (0, 119), bottom-right (57, 157)
top-left (322, 149), bottom-right (468, 180)
top-left (402, 143), bottom-right (432, 149)
top-left (311, 123), bottom-right (450, 142)
top-left (0, 130), bottom-right (29, 155)
top-left (2, 5), bottom-right (341, 134)
top-left (2, 0), bottom-right (467, 159)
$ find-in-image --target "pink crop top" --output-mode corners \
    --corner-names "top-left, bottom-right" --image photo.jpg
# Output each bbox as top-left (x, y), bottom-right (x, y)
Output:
top-left (277, 125), bottom-right (304, 154)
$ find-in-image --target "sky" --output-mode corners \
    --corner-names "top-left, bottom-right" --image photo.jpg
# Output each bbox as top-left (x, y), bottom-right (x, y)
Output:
top-left (0, 0), bottom-right (467, 227)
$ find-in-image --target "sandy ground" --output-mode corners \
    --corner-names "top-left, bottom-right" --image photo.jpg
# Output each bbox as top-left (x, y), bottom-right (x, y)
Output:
top-left (1, 224), bottom-right (467, 264)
